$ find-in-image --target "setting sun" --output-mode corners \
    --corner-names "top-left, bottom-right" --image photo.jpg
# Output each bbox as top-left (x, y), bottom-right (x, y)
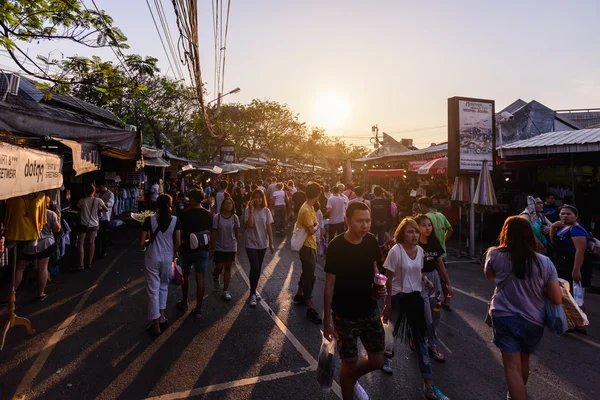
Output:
top-left (312, 93), bottom-right (351, 130)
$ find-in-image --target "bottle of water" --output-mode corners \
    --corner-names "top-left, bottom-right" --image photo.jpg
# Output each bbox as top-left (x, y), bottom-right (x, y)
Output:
top-left (573, 281), bottom-right (584, 307)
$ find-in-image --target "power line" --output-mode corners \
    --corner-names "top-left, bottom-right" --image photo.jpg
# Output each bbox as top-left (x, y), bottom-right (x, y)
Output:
top-left (84, 0), bottom-right (136, 81)
top-left (220, 0), bottom-right (231, 97)
top-left (144, 0), bottom-right (179, 81)
top-left (153, 0), bottom-right (185, 81)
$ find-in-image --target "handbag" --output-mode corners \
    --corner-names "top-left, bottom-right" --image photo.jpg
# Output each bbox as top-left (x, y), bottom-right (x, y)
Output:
top-left (485, 272), bottom-right (515, 327)
top-left (291, 222), bottom-right (309, 252)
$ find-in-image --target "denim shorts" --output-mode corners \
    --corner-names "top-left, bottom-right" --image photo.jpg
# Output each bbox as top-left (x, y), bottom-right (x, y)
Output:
top-left (181, 250), bottom-right (209, 273)
top-left (492, 315), bottom-right (544, 354)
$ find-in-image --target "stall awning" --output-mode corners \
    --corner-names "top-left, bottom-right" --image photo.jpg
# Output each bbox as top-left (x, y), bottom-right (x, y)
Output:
top-left (56, 139), bottom-right (100, 176)
top-left (367, 169), bottom-right (406, 177)
top-left (144, 157), bottom-right (170, 168)
top-left (499, 128), bottom-right (600, 156)
top-left (0, 141), bottom-right (63, 200)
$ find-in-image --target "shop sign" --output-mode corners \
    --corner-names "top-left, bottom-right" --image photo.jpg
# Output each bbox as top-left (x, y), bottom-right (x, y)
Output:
top-left (408, 160), bottom-right (428, 171)
top-left (448, 97), bottom-right (495, 176)
top-left (0, 141), bottom-right (63, 200)
top-left (220, 145), bottom-right (235, 163)
top-left (57, 139), bottom-right (100, 176)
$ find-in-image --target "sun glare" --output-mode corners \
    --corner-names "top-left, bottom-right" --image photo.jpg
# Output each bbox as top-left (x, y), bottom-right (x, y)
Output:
top-left (312, 93), bottom-right (350, 130)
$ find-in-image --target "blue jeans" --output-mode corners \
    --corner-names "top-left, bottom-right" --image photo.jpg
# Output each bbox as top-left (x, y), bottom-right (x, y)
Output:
top-left (274, 206), bottom-right (286, 232)
top-left (246, 248), bottom-right (267, 295)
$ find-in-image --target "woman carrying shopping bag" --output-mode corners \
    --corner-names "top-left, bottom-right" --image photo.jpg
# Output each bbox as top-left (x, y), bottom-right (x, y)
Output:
top-left (485, 216), bottom-right (562, 400)
top-left (140, 194), bottom-right (181, 336)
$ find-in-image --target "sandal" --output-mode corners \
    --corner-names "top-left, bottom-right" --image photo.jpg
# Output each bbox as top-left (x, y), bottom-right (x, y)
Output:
top-left (429, 348), bottom-right (446, 362)
top-left (146, 325), bottom-right (161, 336)
top-left (193, 308), bottom-right (202, 319)
top-left (70, 266), bottom-right (85, 272)
top-left (34, 294), bottom-right (48, 303)
top-left (176, 301), bottom-right (189, 313)
top-left (441, 303), bottom-right (452, 311)
top-left (159, 319), bottom-right (169, 331)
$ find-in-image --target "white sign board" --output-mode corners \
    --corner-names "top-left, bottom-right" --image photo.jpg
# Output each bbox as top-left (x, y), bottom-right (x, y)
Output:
top-left (0, 142), bottom-right (63, 200)
top-left (458, 100), bottom-right (494, 173)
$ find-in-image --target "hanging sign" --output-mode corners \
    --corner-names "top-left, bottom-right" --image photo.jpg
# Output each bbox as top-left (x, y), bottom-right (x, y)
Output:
top-left (57, 139), bottom-right (100, 176)
top-left (448, 97), bottom-right (495, 177)
top-left (0, 142), bottom-right (63, 200)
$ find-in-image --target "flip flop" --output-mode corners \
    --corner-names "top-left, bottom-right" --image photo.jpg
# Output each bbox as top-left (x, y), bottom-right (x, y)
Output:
top-left (159, 319), bottom-right (169, 331)
top-left (176, 301), bottom-right (189, 313)
top-left (146, 325), bottom-right (161, 336)
top-left (429, 348), bottom-right (446, 362)
top-left (34, 294), bottom-right (47, 303)
top-left (193, 308), bottom-right (202, 319)
top-left (441, 303), bottom-right (452, 311)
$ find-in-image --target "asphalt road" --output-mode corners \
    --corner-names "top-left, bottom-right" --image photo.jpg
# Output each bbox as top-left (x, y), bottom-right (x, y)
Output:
top-left (0, 222), bottom-right (598, 400)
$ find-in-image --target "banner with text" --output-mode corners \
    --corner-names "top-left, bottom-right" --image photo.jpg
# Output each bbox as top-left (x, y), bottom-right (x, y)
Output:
top-left (448, 97), bottom-right (495, 176)
top-left (0, 142), bottom-right (63, 200)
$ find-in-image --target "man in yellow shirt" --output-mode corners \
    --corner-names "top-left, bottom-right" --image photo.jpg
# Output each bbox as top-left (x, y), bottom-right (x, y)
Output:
top-left (294, 182), bottom-right (322, 324)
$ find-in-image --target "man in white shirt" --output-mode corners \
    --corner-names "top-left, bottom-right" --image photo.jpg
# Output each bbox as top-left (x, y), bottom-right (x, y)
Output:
top-left (215, 181), bottom-right (229, 213)
top-left (96, 181), bottom-right (115, 258)
top-left (273, 183), bottom-right (287, 235)
top-left (266, 177), bottom-right (278, 199)
top-left (327, 186), bottom-right (347, 240)
top-left (348, 186), bottom-right (371, 209)
top-left (338, 184), bottom-right (349, 207)
top-left (149, 178), bottom-right (159, 209)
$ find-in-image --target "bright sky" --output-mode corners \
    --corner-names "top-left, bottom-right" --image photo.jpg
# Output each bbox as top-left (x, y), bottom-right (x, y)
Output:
top-left (2, 0), bottom-right (600, 148)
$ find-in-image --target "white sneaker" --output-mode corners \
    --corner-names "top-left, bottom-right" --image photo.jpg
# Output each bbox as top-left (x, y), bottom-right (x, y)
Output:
top-left (255, 292), bottom-right (262, 301)
top-left (354, 382), bottom-right (369, 400)
top-left (249, 294), bottom-right (257, 307)
top-left (222, 291), bottom-right (232, 301)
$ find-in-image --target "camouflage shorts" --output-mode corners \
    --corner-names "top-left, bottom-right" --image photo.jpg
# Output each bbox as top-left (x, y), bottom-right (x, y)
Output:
top-left (332, 309), bottom-right (385, 360)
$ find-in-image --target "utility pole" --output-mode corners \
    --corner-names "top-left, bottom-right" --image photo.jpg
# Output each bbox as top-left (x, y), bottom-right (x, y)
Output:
top-left (370, 124), bottom-right (383, 149)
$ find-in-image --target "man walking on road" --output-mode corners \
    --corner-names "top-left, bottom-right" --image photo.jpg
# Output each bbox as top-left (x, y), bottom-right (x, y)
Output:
top-left (323, 202), bottom-right (387, 400)
top-left (293, 182), bottom-right (322, 324)
top-left (327, 186), bottom-right (346, 240)
top-left (418, 196), bottom-right (453, 310)
top-left (96, 181), bottom-right (115, 259)
top-left (177, 189), bottom-right (213, 316)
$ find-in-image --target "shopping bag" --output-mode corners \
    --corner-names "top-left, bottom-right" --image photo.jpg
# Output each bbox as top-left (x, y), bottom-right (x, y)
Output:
top-left (291, 223), bottom-right (308, 252)
top-left (169, 259), bottom-right (184, 286)
top-left (544, 297), bottom-right (568, 337)
top-left (316, 335), bottom-right (335, 391)
top-left (383, 320), bottom-right (395, 354)
top-left (559, 279), bottom-right (589, 330)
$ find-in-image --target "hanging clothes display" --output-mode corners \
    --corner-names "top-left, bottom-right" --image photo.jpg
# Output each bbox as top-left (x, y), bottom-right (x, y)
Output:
top-left (4, 193), bottom-right (47, 241)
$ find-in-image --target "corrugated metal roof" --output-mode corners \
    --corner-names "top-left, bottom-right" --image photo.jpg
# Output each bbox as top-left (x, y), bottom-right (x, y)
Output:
top-left (499, 128), bottom-right (600, 156)
top-left (355, 143), bottom-right (448, 162)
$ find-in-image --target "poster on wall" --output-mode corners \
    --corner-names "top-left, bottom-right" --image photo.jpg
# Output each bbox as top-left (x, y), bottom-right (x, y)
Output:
top-left (448, 97), bottom-right (495, 177)
top-left (0, 142), bottom-right (63, 200)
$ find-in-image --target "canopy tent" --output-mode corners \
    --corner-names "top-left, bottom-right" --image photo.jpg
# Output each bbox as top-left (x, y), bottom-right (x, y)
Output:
top-left (143, 157), bottom-right (170, 168)
top-left (367, 169), bottom-right (406, 177)
top-left (473, 160), bottom-right (498, 258)
top-left (417, 157), bottom-right (448, 175)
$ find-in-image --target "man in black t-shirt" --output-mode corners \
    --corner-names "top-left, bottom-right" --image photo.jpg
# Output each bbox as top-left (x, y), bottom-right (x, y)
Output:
top-left (323, 202), bottom-right (387, 400)
top-left (177, 189), bottom-right (213, 316)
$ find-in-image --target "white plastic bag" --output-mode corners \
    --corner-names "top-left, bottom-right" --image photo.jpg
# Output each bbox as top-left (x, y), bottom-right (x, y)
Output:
top-left (383, 320), bottom-right (394, 354)
top-left (316, 335), bottom-right (335, 391)
top-left (291, 223), bottom-right (308, 252)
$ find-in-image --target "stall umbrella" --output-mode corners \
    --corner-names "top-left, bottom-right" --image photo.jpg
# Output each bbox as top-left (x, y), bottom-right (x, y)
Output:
top-left (473, 160), bottom-right (498, 261)
top-left (451, 176), bottom-right (471, 257)
top-left (0, 141), bottom-right (64, 350)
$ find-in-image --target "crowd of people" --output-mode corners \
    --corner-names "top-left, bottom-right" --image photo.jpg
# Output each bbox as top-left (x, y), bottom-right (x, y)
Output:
top-left (133, 174), bottom-right (590, 400)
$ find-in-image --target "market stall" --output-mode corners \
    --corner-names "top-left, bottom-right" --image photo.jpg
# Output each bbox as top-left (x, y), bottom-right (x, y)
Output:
top-left (0, 141), bottom-right (64, 350)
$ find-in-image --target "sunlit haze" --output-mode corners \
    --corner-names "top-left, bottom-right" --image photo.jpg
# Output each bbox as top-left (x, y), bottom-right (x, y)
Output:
top-left (2, 0), bottom-right (599, 148)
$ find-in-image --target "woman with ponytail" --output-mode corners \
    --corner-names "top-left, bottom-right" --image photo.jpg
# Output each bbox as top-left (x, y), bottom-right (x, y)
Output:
top-left (140, 194), bottom-right (181, 336)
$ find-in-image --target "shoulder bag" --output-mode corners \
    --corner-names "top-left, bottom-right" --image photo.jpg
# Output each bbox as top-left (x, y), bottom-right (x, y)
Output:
top-left (485, 272), bottom-right (515, 327)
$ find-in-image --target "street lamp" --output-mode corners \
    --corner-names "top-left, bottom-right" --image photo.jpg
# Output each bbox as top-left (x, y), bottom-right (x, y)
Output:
top-left (207, 87), bottom-right (241, 108)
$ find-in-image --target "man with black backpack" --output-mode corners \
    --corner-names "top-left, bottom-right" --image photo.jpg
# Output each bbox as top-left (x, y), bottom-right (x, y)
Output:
top-left (177, 189), bottom-right (213, 316)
